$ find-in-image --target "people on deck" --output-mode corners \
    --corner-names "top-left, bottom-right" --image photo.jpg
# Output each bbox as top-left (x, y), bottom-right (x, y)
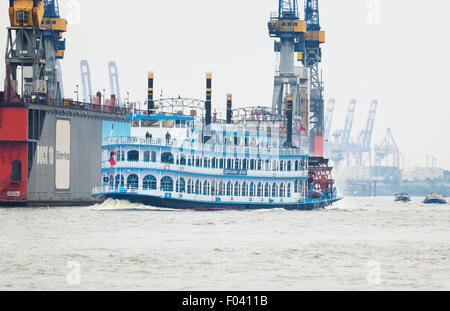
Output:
top-left (166, 132), bottom-right (171, 145)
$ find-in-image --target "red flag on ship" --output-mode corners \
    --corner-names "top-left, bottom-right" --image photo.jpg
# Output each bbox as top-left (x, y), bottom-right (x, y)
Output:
top-left (300, 122), bottom-right (307, 132)
top-left (109, 152), bottom-right (117, 167)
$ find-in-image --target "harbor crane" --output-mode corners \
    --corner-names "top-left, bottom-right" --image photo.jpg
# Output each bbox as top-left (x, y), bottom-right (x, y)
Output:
top-left (6, 0), bottom-right (67, 102)
top-left (324, 98), bottom-right (335, 143)
top-left (324, 98), bottom-right (335, 156)
top-left (347, 100), bottom-right (378, 168)
top-left (80, 60), bottom-right (93, 103)
top-left (268, 0), bottom-right (325, 156)
top-left (375, 128), bottom-right (401, 168)
top-left (108, 61), bottom-right (121, 107)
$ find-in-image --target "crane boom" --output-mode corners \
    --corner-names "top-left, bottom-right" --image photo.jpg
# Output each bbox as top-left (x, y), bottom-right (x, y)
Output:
top-left (324, 98), bottom-right (335, 142)
top-left (341, 99), bottom-right (357, 147)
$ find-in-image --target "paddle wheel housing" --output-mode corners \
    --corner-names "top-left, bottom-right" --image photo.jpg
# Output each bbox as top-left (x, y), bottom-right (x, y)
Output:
top-left (308, 157), bottom-right (335, 198)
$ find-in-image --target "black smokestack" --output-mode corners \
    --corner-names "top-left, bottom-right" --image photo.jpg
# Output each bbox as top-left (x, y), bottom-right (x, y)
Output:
top-left (286, 94), bottom-right (293, 147)
top-left (148, 72), bottom-right (154, 115)
top-left (205, 73), bottom-right (212, 126)
top-left (226, 94), bottom-right (233, 124)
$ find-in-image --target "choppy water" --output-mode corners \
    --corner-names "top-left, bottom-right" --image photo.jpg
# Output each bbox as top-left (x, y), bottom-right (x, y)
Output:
top-left (0, 197), bottom-right (449, 291)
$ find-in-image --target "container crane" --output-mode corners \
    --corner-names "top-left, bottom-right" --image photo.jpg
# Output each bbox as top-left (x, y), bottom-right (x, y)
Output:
top-left (347, 100), bottom-right (378, 168)
top-left (324, 98), bottom-right (335, 157)
top-left (328, 100), bottom-right (355, 169)
top-left (324, 98), bottom-right (335, 143)
top-left (108, 61), bottom-right (121, 107)
top-left (80, 60), bottom-right (93, 103)
top-left (375, 128), bottom-right (401, 168)
top-left (340, 99), bottom-right (357, 148)
top-left (359, 100), bottom-right (377, 152)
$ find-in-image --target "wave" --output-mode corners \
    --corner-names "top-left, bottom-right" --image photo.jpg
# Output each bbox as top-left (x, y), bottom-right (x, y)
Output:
top-left (88, 198), bottom-right (174, 212)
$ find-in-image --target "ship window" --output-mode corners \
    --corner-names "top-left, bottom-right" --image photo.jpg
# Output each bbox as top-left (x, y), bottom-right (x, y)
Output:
top-left (226, 182), bottom-right (232, 196)
top-left (109, 175), bottom-right (114, 187)
top-left (272, 183), bottom-right (278, 197)
top-left (151, 151), bottom-right (157, 162)
top-left (299, 181), bottom-right (305, 196)
top-left (127, 150), bottom-right (139, 162)
top-left (142, 120), bottom-right (160, 128)
top-left (196, 157), bottom-right (201, 167)
top-left (264, 183), bottom-right (270, 198)
top-left (210, 182), bottom-right (216, 196)
top-left (187, 179), bottom-right (192, 194)
top-left (117, 151), bottom-right (125, 162)
top-left (180, 155), bottom-right (187, 166)
top-left (176, 120), bottom-right (186, 128)
top-left (227, 159), bottom-right (232, 169)
top-left (287, 184), bottom-right (291, 198)
top-left (280, 183), bottom-right (285, 198)
top-left (218, 182), bottom-right (224, 196)
top-left (287, 161), bottom-right (292, 171)
top-left (195, 180), bottom-right (201, 194)
top-left (203, 181), bottom-right (210, 195)
top-left (235, 159), bottom-right (240, 170)
top-left (234, 182), bottom-right (240, 197)
top-left (144, 151), bottom-right (150, 162)
top-left (265, 160), bottom-right (270, 171)
top-left (242, 159), bottom-right (247, 170)
top-left (204, 157), bottom-right (209, 168)
top-left (257, 159), bottom-right (262, 171)
top-left (219, 159), bottom-right (224, 169)
top-left (279, 161), bottom-right (284, 171)
top-left (294, 180), bottom-right (299, 193)
top-left (257, 183), bottom-right (263, 197)
top-left (161, 152), bottom-right (174, 164)
top-left (115, 175), bottom-right (125, 188)
top-left (12, 160), bottom-right (22, 182)
top-left (250, 159), bottom-right (255, 170)
top-left (143, 175), bottom-right (157, 190)
top-left (176, 178), bottom-right (186, 193)
top-left (295, 160), bottom-right (299, 171)
top-left (161, 176), bottom-right (174, 192)
top-left (242, 182), bottom-right (248, 197)
top-left (127, 174), bottom-right (139, 189)
top-left (249, 183), bottom-right (255, 197)
top-left (162, 119), bottom-right (175, 128)
top-left (272, 161), bottom-right (277, 171)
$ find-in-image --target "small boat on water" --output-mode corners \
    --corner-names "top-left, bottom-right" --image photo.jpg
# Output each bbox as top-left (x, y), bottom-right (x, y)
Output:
top-left (395, 193), bottom-right (411, 202)
top-left (423, 193), bottom-right (447, 204)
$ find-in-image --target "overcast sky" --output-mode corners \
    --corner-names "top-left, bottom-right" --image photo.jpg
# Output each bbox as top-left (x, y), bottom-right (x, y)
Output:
top-left (1, 0), bottom-right (449, 169)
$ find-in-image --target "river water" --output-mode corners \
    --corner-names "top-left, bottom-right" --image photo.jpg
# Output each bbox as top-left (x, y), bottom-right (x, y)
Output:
top-left (0, 197), bottom-right (449, 291)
